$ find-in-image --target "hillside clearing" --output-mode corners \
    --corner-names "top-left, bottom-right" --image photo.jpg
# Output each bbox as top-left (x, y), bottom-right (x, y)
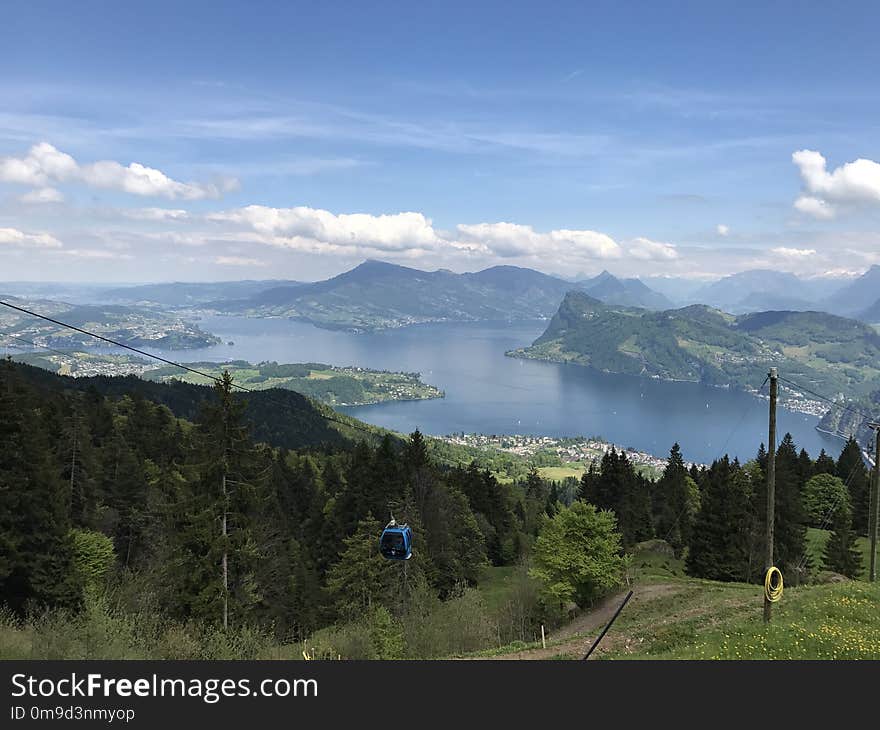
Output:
top-left (468, 546), bottom-right (880, 660)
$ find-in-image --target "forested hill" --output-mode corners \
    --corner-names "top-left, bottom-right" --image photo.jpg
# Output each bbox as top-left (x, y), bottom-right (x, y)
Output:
top-left (4, 360), bottom-right (360, 450)
top-left (510, 291), bottom-right (880, 402)
top-left (0, 355), bottom-right (528, 643)
top-left (2, 355), bottom-right (873, 659)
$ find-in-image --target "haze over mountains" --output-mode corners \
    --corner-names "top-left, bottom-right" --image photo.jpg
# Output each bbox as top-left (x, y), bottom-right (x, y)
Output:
top-left (648, 266), bottom-right (880, 322)
top-left (4, 261), bottom-right (878, 334)
top-left (214, 260), bottom-right (877, 330)
top-left (102, 280), bottom-right (302, 307)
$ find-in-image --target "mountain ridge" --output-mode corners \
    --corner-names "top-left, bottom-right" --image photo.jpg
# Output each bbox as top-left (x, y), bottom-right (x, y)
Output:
top-left (510, 291), bottom-right (880, 409)
top-left (220, 260), bottom-right (673, 331)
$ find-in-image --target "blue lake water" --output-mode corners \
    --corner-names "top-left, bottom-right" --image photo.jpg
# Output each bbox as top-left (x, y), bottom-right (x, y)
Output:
top-left (116, 315), bottom-right (841, 465)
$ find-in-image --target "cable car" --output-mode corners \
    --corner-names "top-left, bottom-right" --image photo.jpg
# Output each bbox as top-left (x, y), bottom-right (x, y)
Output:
top-left (379, 519), bottom-right (413, 561)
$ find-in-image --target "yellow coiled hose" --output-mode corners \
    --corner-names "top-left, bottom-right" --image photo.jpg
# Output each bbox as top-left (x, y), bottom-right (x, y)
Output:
top-left (764, 566), bottom-right (783, 603)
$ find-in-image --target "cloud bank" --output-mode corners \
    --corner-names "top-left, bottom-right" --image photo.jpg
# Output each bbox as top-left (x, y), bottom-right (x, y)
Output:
top-left (0, 143), bottom-right (238, 200)
top-left (0, 227), bottom-right (62, 248)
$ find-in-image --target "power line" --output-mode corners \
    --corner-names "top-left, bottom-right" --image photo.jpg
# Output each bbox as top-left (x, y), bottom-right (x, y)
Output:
top-left (777, 375), bottom-right (874, 424)
top-left (794, 457), bottom-right (865, 575)
top-left (0, 299), bottom-right (380, 438)
top-left (0, 299), bottom-right (257, 385)
top-left (2, 331), bottom-right (108, 361)
top-left (660, 374), bottom-right (770, 546)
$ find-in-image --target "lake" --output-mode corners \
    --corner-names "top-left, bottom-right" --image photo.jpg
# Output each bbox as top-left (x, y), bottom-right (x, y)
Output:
top-left (129, 314), bottom-right (841, 465)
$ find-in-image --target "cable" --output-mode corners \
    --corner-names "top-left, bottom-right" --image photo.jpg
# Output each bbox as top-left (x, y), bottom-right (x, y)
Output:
top-left (793, 458), bottom-right (864, 575)
top-left (0, 300), bottom-right (380, 438)
top-left (660, 375), bottom-right (769, 546)
top-left (777, 375), bottom-right (874, 424)
top-left (764, 566), bottom-right (783, 602)
top-left (0, 299), bottom-right (256, 385)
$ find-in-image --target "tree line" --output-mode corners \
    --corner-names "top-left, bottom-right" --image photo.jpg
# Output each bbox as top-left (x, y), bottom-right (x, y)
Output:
top-left (579, 436), bottom-right (870, 582)
top-left (0, 359), bottom-right (559, 645)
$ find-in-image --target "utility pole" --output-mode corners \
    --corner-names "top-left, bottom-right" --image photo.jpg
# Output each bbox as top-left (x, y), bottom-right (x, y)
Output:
top-left (869, 423), bottom-right (880, 583)
top-left (764, 367), bottom-right (778, 623)
top-left (222, 470), bottom-right (229, 631)
top-left (69, 409), bottom-right (78, 515)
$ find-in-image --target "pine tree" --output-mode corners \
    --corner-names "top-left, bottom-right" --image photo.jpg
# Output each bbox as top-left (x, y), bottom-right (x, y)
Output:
top-left (686, 457), bottom-right (753, 582)
top-left (823, 503), bottom-right (862, 578)
top-left (653, 443), bottom-right (693, 553)
top-left (837, 438), bottom-right (870, 535)
top-left (581, 448), bottom-right (653, 546)
top-left (772, 434), bottom-right (809, 580)
top-left (325, 514), bottom-right (396, 620)
top-left (814, 449), bottom-right (836, 476)
top-left (164, 371), bottom-right (266, 628)
top-left (0, 360), bottom-right (76, 610)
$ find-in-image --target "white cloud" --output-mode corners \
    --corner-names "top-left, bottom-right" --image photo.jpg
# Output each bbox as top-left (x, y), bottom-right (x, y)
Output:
top-left (0, 227), bottom-right (62, 248)
top-left (627, 237), bottom-right (679, 261)
top-left (771, 246), bottom-right (816, 258)
top-left (716, 224), bottom-right (729, 236)
top-left (792, 149), bottom-right (880, 218)
top-left (123, 207), bottom-right (190, 221)
top-left (456, 221), bottom-right (622, 260)
top-left (206, 206), bottom-right (626, 266)
top-left (793, 195), bottom-right (834, 220)
top-left (214, 255), bottom-right (266, 267)
top-left (0, 142), bottom-right (237, 200)
top-left (209, 205), bottom-right (442, 252)
top-left (60, 248), bottom-right (132, 260)
top-left (19, 187), bottom-right (64, 204)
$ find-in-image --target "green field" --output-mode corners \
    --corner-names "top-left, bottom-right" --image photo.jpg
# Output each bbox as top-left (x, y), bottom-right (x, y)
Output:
top-left (143, 360), bottom-right (444, 406)
top-left (806, 527), bottom-right (873, 580)
top-left (537, 464), bottom-right (586, 481)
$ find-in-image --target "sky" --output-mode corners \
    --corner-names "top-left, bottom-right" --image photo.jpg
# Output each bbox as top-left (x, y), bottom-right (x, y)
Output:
top-left (2, 1), bottom-right (880, 283)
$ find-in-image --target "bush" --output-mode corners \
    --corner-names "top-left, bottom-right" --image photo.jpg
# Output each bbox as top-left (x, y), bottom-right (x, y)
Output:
top-left (804, 474), bottom-right (850, 527)
top-left (68, 528), bottom-right (116, 596)
top-left (402, 583), bottom-right (496, 658)
top-left (529, 501), bottom-right (626, 609)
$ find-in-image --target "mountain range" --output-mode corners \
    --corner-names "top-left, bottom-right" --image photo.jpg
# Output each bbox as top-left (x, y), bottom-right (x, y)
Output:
top-left (13, 261), bottom-right (877, 333)
top-left (220, 260), bottom-right (674, 331)
top-left (102, 279), bottom-right (302, 306)
top-left (824, 264), bottom-right (880, 319)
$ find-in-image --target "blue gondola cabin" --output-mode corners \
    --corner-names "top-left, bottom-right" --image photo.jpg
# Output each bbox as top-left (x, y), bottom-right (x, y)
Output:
top-left (379, 520), bottom-right (413, 560)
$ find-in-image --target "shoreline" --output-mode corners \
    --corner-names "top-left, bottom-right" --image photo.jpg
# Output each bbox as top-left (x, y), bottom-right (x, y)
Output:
top-left (507, 349), bottom-right (830, 419)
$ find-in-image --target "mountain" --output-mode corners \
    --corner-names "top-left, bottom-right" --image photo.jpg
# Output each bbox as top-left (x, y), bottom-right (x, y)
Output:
top-left (510, 292), bottom-right (880, 402)
top-left (860, 298), bottom-right (880, 323)
top-left (225, 260), bottom-right (672, 331)
top-left (103, 280), bottom-right (302, 307)
top-left (579, 270), bottom-right (674, 310)
top-left (691, 270), bottom-right (810, 313)
top-left (5, 359), bottom-right (362, 450)
top-left (824, 265), bottom-right (880, 317)
top-left (641, 276), bottom-right (707, 305)
top-left (235, 260), bottom-right (576, 330)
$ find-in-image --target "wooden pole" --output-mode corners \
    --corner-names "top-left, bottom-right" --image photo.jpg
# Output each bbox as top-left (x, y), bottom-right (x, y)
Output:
top-left (541, 624), bottom-right (546, 649)
top-left (763, 368), bottom-right (777, 623)
top-left (869, 423), bottom-right (880, 583)
top-left (222, 471), bottom-right (228, 631)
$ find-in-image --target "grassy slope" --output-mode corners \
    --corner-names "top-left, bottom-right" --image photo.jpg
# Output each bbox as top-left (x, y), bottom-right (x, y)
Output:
top-left (472, 546), bottom-right (880, 660)
top-left (805, 527), bottom-right (873, 580)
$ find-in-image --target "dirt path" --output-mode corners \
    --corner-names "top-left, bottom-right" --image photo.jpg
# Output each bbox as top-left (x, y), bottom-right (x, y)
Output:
top-left (473, 582), bottom-right (681, 660)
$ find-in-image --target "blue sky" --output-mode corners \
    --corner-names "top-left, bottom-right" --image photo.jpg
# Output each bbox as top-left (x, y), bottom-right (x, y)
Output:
top-left (2, 1), bottom-right (880, 282)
